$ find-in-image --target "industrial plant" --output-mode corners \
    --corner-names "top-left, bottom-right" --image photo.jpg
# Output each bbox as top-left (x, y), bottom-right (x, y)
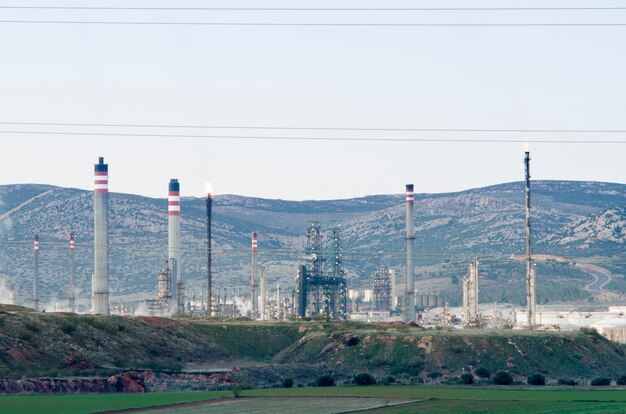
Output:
top-left (6, 150), bottom-right (626, 345)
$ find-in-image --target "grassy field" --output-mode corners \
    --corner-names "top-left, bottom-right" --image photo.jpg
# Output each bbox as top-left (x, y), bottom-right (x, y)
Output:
top-left (0, 391), bottom-right (229, 414)
top-left (4, 386), bottom-right (626, 414)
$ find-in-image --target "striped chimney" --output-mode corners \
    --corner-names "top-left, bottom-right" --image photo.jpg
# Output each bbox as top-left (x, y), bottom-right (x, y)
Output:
top-left (92, 157), bottom-right (109, 315)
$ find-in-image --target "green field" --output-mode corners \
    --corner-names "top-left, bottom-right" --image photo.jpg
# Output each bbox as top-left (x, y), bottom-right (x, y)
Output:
top-left (4, 387), bottom-right (626, 414)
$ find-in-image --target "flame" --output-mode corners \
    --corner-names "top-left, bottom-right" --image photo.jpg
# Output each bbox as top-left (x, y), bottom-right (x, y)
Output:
top-left (524, 140), bottom-right (530, 152)
top-left (204, 182), bottom-right (213, 195)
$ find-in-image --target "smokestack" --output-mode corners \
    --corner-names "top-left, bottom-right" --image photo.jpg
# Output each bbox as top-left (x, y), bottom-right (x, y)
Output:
top-left (93, 156), bottom-right (109, 315)
top-left (524, 149), bottom-right (536, 327)
top-left (251, 232), bottom-right (259, 319)
top-left (403, 184), bottom-right (415, 322)
top-left (205, 183), bottom-right (212, 316)
top-left (33, 235), bottom-right (39, 311)
top-left (68, 233), bottom-right (76, 312)
top-left (260, 265), bottom-right (267, 320)
top-left (168, 179), bottom-right (181, 315)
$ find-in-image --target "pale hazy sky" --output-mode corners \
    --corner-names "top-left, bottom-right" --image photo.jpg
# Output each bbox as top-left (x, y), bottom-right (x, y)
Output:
top-left (0, 1), bottom-right (625, 200)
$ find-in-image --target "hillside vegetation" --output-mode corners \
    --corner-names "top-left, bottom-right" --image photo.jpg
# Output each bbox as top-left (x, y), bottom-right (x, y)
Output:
top-left (1, 311), bottom-right (625, 386)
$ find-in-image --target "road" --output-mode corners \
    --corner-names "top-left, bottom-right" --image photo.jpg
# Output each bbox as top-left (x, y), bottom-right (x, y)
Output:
top-left (579, 263), bottom-right (613, 291)
top-left (510, 253), bottom-right (613, 292)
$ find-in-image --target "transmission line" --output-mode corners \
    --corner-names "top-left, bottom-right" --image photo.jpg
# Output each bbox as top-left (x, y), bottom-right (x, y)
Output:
top-left (0, 129), bottom-right (624, 144)
top-left (2, 6), bottom-right (626, 11)
top-left (2, 20), bottom-right (626, 27)
top-left (2, 121), bottom-right (626, 134)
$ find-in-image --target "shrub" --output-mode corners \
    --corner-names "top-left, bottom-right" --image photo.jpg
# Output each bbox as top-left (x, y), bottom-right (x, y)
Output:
top-left (460, 373), bottom-right (474, 384)
top-left (475, 367), bottom-right (491, 379)
top-left (616, 375), bottom-right (626, 386)
top-left (591, 377), bottom-right (611, 386)
top-left (61, 323), bottom-right (77, 335)
top-left (381, 376), bottom-right (395, 385)
top-left (428, 372), bottom-right (442, 380)
top-left (558, 378), bottom-right (578, 386)
top-left (493, 371), bottom-right (513, 385)
top-left (316, 375), bottom-right (335, 387)
top-left (527, 374), bottom-right (546, 386)
top-left (282, 378), bottom-right (294, 388)
top-left (353, 373), bottom-right (376, 386)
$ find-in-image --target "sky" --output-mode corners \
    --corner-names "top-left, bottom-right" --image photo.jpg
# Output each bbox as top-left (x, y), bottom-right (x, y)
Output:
top-left (0, 1), bottom-right (625, 200)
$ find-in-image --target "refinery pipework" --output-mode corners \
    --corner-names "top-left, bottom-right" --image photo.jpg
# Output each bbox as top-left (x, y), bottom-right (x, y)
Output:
top-left (93, 157), bottom-right (109, 315)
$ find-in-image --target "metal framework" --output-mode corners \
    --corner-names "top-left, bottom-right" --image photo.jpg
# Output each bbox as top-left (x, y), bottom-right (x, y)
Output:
top-left (371, 268), bottom-right (392, 311)
top-left (295, 223), bottom-right (347, 320)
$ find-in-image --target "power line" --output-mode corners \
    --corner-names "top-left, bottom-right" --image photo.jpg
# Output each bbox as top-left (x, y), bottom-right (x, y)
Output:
top-left (2, 121), bottom-right (626, 134)
top-left (2, 20), bottom-right (626, 27)
top-left (2, 6), bottom-right (626, 11)
top-left (0, 129), bottom-right (624, 144)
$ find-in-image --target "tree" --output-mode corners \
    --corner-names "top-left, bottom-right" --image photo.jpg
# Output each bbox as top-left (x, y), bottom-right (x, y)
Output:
top-left (475, 367), bottom-right (491, 379)
top-left (353, 373), bottom-right (377, 386)
top-left (493, 371), bottom-right (513, 385)
top-left (527, 374), bottom-right (546, 386)
top-left (558, 378), bottom-right (578, 386)
top-left (282, 378), bottom-right (294, 388)
top-left (460, 373), bottom-right (474, 384)
top-left (316, 374), bottom-right (335, 387)
top-left (616, 375), bottom-right (626, 386)
top-left (591, 377), bottom-right (611, 386)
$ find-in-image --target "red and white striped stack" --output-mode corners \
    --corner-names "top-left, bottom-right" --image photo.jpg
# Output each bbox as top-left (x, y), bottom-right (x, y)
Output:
top-left (252, 233), bottom-right (258, 251)
top-left (94, 170), bottom-right (108, 193)
top-left (168, 189), bottom-right (180, 216)
top-left (405, 184), bottom-right (414, 203)
top-left (33, 237), bottom-right (39, 251)
top-left (70, 233), bottom-right (75, 251)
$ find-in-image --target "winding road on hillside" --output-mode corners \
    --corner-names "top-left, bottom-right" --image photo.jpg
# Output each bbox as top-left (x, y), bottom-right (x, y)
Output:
top-left (510, 254), bottom-right (613, 292)
top-left (579, 263), bottom-right (613, 291)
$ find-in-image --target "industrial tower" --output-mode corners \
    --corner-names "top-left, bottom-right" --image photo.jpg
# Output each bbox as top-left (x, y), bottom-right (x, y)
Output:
top-left (295, 223), bottom-right (347, 320)
top-left (33, 235), bottom-right (39, 311)
top-left (371, 268), bottom-right (392, 311)
top-left (462, 258), bottom-right (479, 325)
top-left (403, 184), bottom-right (416, 322)
top-left (251, 232), bottom-right (259, 318)
top-left (524, 149), bottom-right (536, 327)
top-left (93, 157), bottom-right (110, 315)
top-left (168, 179), bottom-right (182, 315)
top-left (68, 233), bottom-right (76, 312)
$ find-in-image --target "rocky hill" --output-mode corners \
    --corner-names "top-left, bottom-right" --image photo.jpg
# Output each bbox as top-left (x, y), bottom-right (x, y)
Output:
top-left (0, 181), bottom-right (624, 309)
top-left (1, 312), bottom-right (625, 392)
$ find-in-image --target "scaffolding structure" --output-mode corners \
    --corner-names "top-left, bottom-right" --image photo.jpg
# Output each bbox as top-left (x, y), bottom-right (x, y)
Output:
top-left (295, 223), bottom-right (347, 320)
top-left (371, 268), bottom-right (392, 311)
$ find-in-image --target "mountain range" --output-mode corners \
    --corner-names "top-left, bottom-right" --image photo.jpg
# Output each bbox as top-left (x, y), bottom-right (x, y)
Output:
top-left (0, 180), bottom-right (624, 310)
